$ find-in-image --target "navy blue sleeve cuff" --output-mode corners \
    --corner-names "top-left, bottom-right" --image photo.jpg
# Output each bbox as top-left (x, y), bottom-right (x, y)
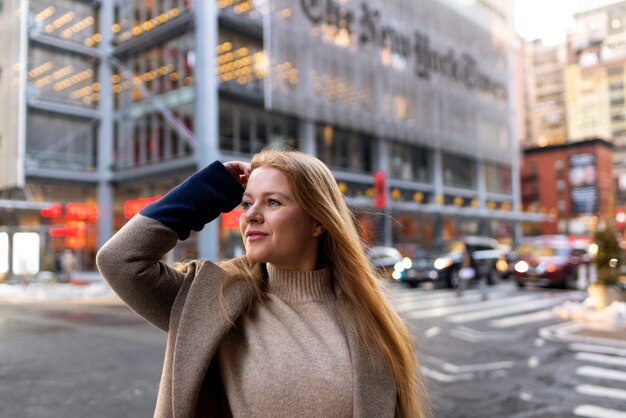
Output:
top-left (140, 161), bottom-right (244, 240)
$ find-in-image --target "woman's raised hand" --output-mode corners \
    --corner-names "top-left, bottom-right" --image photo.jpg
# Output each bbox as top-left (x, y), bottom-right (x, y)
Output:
top-left (223, 161), bottom-right (251, 187)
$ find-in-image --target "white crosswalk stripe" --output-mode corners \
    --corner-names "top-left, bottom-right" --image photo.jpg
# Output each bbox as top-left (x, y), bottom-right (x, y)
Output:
top-left (571, 342), bottom-right (626, 416)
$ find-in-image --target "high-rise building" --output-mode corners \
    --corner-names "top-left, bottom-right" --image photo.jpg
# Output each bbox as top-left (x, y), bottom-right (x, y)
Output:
top-left (522, 40), bottom-right (568, 148)
top-left (0, 0), bottom-right (542, 277)
top-left (565, 0), bottom-right (626, 206)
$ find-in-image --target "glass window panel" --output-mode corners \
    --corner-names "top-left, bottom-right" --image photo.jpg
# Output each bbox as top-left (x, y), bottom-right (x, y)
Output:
top-left (26, 110), bottom-right (97, 171)
top-left (442, 153), bottom-right (476, 189)
top-left (30, 0), bottom-right (98, 47)
top-left (28, 46), bottom-right (98, 108)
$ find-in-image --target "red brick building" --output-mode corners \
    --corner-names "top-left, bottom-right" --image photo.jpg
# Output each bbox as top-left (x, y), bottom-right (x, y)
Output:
top-left (521, 138), bottom-right (615, 235)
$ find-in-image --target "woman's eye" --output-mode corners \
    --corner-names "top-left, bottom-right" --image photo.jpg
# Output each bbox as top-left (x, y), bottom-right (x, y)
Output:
top-left (241, 201), bottom-right (252, 210)
top-left (267, 199), bottom-right (280, 206)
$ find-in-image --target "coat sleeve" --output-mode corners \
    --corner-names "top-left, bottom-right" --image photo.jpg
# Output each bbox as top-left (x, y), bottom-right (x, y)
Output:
top-left (96, 161), bottom-right (245, 331)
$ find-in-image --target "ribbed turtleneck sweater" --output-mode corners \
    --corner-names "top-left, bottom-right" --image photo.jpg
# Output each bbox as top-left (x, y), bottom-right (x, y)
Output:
top-left (216, 263), bottom-right (353, 417)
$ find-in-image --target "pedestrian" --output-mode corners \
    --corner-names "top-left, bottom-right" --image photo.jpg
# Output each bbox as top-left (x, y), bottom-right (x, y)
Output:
top-left (97, 149), bottom-right (430, 417)
top-left (60, 249), bottom-right (77, 283)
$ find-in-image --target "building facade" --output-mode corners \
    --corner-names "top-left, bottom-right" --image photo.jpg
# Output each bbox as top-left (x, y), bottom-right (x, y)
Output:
top-left (521, 138), bottom-right (615, 236)
top-left (0, 0), bottom-right (541, 277)
top-left (566, 0), bottom-right (626, 206)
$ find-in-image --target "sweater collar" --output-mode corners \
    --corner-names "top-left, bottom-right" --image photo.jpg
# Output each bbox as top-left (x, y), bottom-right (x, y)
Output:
top-left (266, 263), bottom-right (334, 303)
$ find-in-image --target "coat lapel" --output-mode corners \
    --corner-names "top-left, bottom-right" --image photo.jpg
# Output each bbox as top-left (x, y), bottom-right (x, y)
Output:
top-left (171, 261), bottom-right (252, 417)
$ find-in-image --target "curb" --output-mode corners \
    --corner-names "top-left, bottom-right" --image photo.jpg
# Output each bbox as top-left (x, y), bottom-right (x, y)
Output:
top-left (539, 321), bottom-right (626, 348)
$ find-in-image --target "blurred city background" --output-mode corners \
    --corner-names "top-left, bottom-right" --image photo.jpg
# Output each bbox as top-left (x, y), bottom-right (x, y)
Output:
top-left (2, 1), bottom-right (626, 417)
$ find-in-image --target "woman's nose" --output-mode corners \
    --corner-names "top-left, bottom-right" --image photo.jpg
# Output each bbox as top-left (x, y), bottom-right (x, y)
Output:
top-left (242, 203), bottom-right (263, 223)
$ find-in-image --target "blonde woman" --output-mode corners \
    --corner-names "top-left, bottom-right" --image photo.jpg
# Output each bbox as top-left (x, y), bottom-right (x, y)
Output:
top-left (97, 149), bottom-right (430, 417)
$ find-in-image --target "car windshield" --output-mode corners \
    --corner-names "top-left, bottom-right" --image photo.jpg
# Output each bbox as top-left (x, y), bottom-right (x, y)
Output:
top-left (516, 244), bottom-right (569, 257)
top-left (428, 240), bottom-right (465, 255)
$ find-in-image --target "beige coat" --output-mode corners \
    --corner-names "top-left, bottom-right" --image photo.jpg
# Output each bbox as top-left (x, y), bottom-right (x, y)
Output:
top-left (96, 214), bottom-right (396, 418)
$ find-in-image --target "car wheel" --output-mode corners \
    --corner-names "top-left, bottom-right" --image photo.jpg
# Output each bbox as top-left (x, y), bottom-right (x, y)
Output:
top-left (448, 270), bottom-right (460, 289)
top-left (516, 281), bottom-right (526, 288)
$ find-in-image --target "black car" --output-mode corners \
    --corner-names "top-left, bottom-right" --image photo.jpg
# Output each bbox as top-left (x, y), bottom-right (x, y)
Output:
top-left (402, 236), bottom-right (508, 288)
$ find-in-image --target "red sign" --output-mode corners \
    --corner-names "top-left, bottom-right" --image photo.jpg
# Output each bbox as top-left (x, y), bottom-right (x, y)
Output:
top-left (66, 203), bottom-right (98, 222)
top-left (374, 171), bottom-right (386, 209)
top-left (222, 208), bottom-right (243, 229)
top-left (41, 202), bottom-right (62, 218)
top-left (124, 196), bottom-right (162, 219)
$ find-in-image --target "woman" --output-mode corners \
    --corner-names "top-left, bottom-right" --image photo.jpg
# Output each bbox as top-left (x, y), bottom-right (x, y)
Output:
top-left (97, 149), bottom-right (429, 417)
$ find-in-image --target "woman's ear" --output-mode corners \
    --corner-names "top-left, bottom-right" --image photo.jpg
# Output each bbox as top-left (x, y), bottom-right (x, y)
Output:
top-left (312, 220), bottom-right (325, 238)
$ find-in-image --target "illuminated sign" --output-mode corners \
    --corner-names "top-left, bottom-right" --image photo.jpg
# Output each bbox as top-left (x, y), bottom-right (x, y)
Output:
top-left (66, 203), bottom-right (98, 222)
top-left (40, 202), bottom-right (62, 218)
top-left (124, 196), bottom-right (162, 219)
top-left (222, 208), bottom-right (243, 229)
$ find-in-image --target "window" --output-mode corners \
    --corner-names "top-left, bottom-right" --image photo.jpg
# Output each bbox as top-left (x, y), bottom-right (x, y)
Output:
top-left (485, 162), bottom-right (512, 194)
top-left (389, 142), bottom-right (431, 182)
top-left (442, 153), bottom-right (476, 189)
top-left (316, 124), bottom-right (374, 172)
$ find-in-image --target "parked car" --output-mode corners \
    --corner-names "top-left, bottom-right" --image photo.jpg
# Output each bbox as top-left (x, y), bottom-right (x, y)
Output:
top-left (403, 236), bottom-right (508, 288)
top-left (512, 239), bottom-right (591, 289)
top-left (366, 246), bottom-right (411, 280)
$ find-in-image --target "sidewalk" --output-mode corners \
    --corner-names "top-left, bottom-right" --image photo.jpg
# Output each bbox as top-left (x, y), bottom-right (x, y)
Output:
top-left (0, 272), bottom-right (122, 305)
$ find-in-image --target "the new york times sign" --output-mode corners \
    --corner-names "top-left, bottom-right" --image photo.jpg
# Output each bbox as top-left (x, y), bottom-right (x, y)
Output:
top-left (300, 0), bottom-right (507, 101)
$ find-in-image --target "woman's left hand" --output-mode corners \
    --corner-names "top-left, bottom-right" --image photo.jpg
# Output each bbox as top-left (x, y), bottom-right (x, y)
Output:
top-left (223, 161), bottom-right (251, 187)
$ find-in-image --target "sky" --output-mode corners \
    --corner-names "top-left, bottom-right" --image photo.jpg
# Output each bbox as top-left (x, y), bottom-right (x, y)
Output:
top-left (513, 0), bottom-right (622, 45)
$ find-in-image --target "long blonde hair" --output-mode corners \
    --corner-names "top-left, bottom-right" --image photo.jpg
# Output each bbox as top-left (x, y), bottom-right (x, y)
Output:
top-left (221, 149), bottom-right (430, 417)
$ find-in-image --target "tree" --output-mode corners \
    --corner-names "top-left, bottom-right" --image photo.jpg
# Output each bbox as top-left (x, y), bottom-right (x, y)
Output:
top-left (593, 223), bottom-right (621, 286)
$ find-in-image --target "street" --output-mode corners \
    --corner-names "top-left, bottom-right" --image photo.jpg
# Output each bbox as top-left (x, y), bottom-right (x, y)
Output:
top-left (1, 281), bottom-right (625, 417)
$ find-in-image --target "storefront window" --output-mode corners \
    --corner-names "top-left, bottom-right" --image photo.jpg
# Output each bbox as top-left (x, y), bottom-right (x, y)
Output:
top-left (316, 124), bottom-right (373, 172)
top-left (389, 141), bottom-right (431, 182)
top-left (30, 0), bottom-right (98, 47)
top-left (485, 162), bottom-right (512, 194)
top-left (27, 47), bottom-right (98, 107)
top-left (26, 110), bottom-right (97, 171)
top-left (442, 152), bottom-right (476, 189)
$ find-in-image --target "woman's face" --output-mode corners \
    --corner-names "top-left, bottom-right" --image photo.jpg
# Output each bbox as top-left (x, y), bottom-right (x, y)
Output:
top-left (239, 166), bottom-right (324, 271)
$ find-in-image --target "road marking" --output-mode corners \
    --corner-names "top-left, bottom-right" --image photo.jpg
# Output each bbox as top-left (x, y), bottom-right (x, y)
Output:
top-left (449, 325), bottom-right (522, 342)
top-left (424, 326), bottom-right (441, 339)
top-left (577, 366), bottom-right (626, 382)
top-left (576, 352), bottom-right (626, 367)
top-left (570, 343), bottom-right (626, 357)
top-left (421, 366), bottom-right (474, 382)
top-left (421, 354), bottom-right (515, 373)
top-left (489, 309), bottom-right (555, 328)
top-left (446, 296), bottom-right (570, 323)
top-left (574, 404), bottom-right (626, 418)
top-left (395, 290), bottom-right (519, 313)
top-left (576, 384), bottom-right (626, 401)
top-left (406, 294), bottom-right (540, 319)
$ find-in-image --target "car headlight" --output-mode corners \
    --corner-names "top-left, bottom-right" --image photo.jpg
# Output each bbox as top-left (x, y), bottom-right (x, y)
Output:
top-left (394, 261), bottom-right (405, 273)
top-left (402, 257), bottom-right (412, 269)
top-left (392, 270), bottom-right (402, 280)
top-left (434, 257), bottom-right (453, 270)
top-left (514, 260), bottom-right (528, 273)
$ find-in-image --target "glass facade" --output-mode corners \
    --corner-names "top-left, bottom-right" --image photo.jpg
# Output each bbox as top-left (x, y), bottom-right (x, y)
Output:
top-left (27, 46), bottom-right (99, 107)
top-left (389, 142), bottom-right (431, 182)
top-left (442, 152), bottom-right (477, 189)
top-left (26, 110), bottom-right (97, 171)
top-left (315, 124), bottom-right (374, 173)
top-left (30, 0), bottom-right (99, 47)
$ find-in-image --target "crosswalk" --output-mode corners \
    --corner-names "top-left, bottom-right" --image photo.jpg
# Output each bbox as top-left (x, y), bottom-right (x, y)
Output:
top-left (381, 282), bottom-right (626, 417)
top-left (572, 342), bottom-right (626, 417)
top-left (382, 281), bottom-right (577, 327)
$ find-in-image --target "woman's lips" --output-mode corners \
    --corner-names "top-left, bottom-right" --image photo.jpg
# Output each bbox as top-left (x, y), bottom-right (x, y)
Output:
top-left (246, 232), bottom-right (267, 241)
